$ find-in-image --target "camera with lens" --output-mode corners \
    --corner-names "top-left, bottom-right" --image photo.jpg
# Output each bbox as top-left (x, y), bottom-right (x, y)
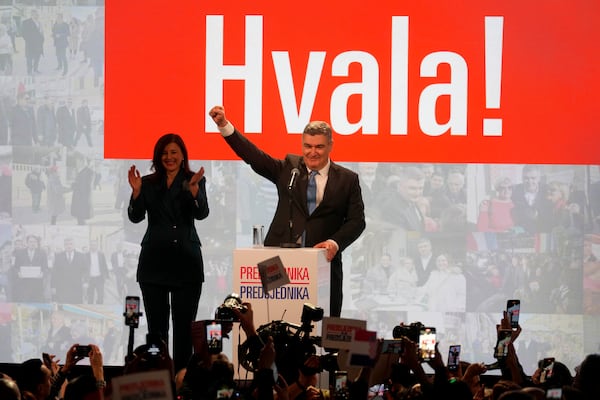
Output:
top-left (239, 303), bottom-right (337, 384)
top-left (215, 293), bottom-right (247, 322)
top-left (392, 321), bottom-right (424, 342)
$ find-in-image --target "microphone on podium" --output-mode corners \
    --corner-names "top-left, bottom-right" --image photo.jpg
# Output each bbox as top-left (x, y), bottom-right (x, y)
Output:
top-left (287, 168), bottom-right (300, 190)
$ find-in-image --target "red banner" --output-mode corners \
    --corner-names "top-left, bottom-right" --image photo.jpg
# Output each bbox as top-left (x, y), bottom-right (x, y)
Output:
top-left (105, 1), bottom-right (600, 164)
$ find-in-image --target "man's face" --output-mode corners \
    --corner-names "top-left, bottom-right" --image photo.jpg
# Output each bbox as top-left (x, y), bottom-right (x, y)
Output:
top-left (64, 240), bottom-right (74, 252)
top-left (398, 178), bottom-right (425, 203)
top-left (302, 134), bottom-right (332, 171)
top-left (523, 170), bottom-right (540, 193)
top-left (358, 163), bottom-right (377, 185)
top-left (418, 241), bottom-right (432, 256)
top-left (430, 175), bottom-right (444, 190)
top-left (27, 237), bottom-right (37, 250)
top-left (446, 173), bottom-right (465, 194)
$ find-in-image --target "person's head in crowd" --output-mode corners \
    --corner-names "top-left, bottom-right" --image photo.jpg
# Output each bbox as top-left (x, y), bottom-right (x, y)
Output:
top-left (433, 378), bottom-right (473, 400)
top-left (533, 359), bottom-right (573, 390)
top-left (302, 120), bottom-right (333, 172)
top-left (397, 166), bottom-right (425, 204)
top-left (63, 374), bottom-right (102, 400)
top-left (429, 170), bottom-right (445, 192)
top-left (417, 237), bottom-right (433, 258)
top-left (124, 335), bottom-right (175, 379)
top-left (439, 203), bottom-right (467, 232)
top-left (435, 253), bottom-right (453, 273)
top-left (521, 165), bottom-right (542, 194)
top-left (379, 253), bottom-right (392, 269)
top-left (498, 390), bottom-right (535, 400)
top-left (494, 177), bottom-right (513, 201)
top-left (520, 387), bottom-right (546, 400)
top-left (492, 379), bottom-right (522, 400)
top-left (64, 237), bottom-right (75, 253)
top-left (387, 363), bottom-right (415, 395)
top-left (0, 373), bottom-right (20, 400)
top-left (358, 162), bottom-right (378, 188)
top-left (573, 353), bottom-right (600, 398)
top-left (420, 163), bottom-right (435, 180)
top-left (546, 181), bottom-right (569, 206)
top-left (26, 235), bottom-right (39, 251)
top-left (17, 358), bottom-right (53, 400)
top-left (446, 170), bottom-right (466, 195)
top-left (180, 353), bottom-right (236, 400)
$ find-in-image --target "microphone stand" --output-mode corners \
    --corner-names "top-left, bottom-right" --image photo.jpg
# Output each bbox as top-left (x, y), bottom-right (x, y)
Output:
top-left (281, 186), bottom-right (300, 248)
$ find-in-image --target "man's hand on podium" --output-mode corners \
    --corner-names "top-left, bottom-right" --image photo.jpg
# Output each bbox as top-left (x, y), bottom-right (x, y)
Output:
top-left (313, 240), bottom-right (339, 262)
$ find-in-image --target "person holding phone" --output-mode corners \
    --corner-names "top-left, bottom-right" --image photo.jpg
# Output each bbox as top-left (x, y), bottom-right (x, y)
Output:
top-left (128, 133), bottom-right (209, 372)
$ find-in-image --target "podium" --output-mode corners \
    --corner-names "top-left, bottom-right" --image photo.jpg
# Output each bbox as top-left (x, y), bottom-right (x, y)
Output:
top-left (229, 247), bottom-right (330, 377)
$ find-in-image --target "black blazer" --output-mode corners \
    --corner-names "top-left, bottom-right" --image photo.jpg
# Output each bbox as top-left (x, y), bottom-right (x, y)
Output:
top-left (224, 129), bottom-right (365, 260)
top-left (128, 169), bottom-right (209, 286)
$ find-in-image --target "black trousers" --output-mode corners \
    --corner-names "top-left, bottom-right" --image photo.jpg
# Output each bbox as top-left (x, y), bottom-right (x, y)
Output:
top-left (140, 281), bottom-right (202, 372)
top-left (330, 259), bottom-right (343, 318)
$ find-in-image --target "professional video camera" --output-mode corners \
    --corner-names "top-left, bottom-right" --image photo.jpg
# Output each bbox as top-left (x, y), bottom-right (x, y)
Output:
top-left (238, 303), bottom-right (338, 383)
top-left (215, 293), bottom-right (248, 322)
top-left (392, 321), bottom-right (424, 342)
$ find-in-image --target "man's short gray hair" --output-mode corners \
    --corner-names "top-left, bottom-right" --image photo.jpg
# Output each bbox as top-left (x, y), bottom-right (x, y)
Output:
top-left (303, 121), bottom-right (332, 142)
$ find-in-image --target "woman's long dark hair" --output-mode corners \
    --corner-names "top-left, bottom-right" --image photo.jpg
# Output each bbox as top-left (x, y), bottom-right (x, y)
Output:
top-left (150, 133), bottom-right (193, 179)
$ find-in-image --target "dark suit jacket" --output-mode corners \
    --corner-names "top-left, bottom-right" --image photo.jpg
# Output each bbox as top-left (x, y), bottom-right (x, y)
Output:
top-left (52, 250), bottom-right (86, 303)
top-left (511, 184), bottom-right (553, 233)
top-left (20, 17), bottom-right (44, 54)
top-left (224, 129), bottom-right (365, 314)
top-left (225, 129), bottom-right (365, 251)
top-left (414, 254), bottom-right (435, 287)
top-left (11, 248), bottom-right (48, 302)
top-left (379, 195), bottom-right (425, 232)
top-left (128, 169), bottom-right (209, 286)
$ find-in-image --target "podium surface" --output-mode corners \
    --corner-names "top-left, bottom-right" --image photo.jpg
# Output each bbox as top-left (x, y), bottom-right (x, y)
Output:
top-left (233, 246), bottom-right (330, 325)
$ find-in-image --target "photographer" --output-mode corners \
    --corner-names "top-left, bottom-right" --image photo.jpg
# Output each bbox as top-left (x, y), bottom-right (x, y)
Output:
top-left (63, 344), bottom-right (106, 400)
top-left (178, 300), bottom-right (283, 399)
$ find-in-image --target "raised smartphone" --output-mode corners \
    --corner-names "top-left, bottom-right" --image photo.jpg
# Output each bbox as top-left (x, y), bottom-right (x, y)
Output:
top-left (418, 327), bottom-right (436, 361)
top-left (506, 299), bottom-right (521, 329)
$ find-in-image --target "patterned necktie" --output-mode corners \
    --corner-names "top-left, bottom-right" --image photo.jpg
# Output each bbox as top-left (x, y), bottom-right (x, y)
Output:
top-left (307, 170), bottom-right (318, 214)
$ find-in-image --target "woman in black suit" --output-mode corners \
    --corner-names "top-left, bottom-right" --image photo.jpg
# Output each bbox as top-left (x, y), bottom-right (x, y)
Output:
top-left (127, 133), bottom-right (209, 372)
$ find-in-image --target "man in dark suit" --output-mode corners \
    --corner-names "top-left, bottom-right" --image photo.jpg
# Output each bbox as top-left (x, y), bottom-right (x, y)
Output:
top-left (413, 237), bottom-right (435, 287)
top-left (209, 106), bottom-right (366, 317)
top-left (378, 166), bottom-right (426, 232)
top-left (51, 237), bottom-right (86, 303)
top-left (20, 9), bottom-right (44, 75)
top-left (11, 235), bottom-right (48, 302)
top-left (511, 165), bottom-right (553, 233)
top-left (75, 99), bottom-right (93, 146)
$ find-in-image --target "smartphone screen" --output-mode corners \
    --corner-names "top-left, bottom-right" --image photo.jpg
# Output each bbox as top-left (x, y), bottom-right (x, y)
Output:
top-left (540, 357), bottom-right (555, 383)
top-left (546, 388), bottom-right (562, 399)
top-left (335, 371), bottom-right (348, 392)
top-left (125, 296), bottom-right (141, 328)
top-left (206, 322), bottom-right (223, 354)
top-left (447, 345), bottom-right (461, 371)
top-left (418, 327), bottom-right (436, 361)
top-left (506, 299), bottom-right (520, 329)
top-left (494, 329), bottom-right (512, 359)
